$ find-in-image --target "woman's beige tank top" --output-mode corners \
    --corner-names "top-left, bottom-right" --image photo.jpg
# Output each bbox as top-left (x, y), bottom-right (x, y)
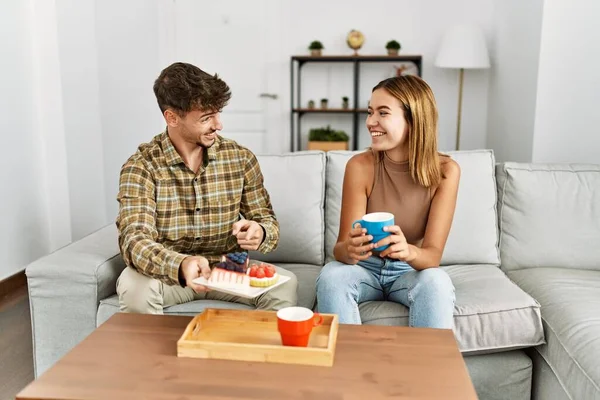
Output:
top-left (366, 151), bottom-right (432, 245)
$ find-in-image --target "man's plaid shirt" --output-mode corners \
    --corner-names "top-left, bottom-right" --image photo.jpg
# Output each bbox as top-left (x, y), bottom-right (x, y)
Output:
top-left (116, 132), bottom-right (279, 285)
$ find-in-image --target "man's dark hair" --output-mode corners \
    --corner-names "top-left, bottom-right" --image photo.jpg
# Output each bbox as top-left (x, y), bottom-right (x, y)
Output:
top-left (153, 62), bottom-right (231, 115)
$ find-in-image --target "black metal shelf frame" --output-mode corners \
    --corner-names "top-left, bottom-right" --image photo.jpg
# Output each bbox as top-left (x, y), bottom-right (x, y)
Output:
top-left (289, 55), bottom-right (423, 152)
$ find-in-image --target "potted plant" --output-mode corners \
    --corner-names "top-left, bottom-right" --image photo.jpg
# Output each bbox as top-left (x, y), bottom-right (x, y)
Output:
top-left (342, 96), bottom-right (349, 109)
top-left (308, 40), bottom-right (324, 56)
top-left (307, 125), bottom-right (349, 152)
top-left (386, 40), bottom-right (401, 56)
top-left (307, 100), bottom-right (315, 109)
top-left (320, 98), bottom-right (328, 109)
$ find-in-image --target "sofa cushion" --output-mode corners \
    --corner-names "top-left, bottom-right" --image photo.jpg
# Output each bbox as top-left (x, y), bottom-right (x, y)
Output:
top-left (276, 263), bottom-right (320, 310)
top-left (97, 262), bottom-right (321, 326)
top-left (358, 265), bottom-right (544, 354)
top-left (497, 163), bottom-right (600, 272)
top-left (464, 351), bottom-right (532, 400)
top-left (325, 150), bottom-right (500, 265)
top-left (508, 268), bottom-right (600, 400)
top-left (250, 151), bottom-right (326, 265)
top-left (528, 347), bottom-right (572, 400)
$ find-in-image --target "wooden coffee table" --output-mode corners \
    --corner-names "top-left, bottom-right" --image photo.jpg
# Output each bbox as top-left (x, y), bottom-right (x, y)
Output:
top-left (17, 313), bottom-right (477, 399)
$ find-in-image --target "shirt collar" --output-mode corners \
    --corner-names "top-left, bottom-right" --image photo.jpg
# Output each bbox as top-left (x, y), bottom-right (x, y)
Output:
top-left (206, 135), bottom-right (220, 161)
top-left (161, 129), bottom-right (220, 166)
top-left (161, 130), bottom-right (183, 166)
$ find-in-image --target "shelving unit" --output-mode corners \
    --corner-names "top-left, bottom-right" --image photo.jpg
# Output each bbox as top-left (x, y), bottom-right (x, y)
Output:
top-left (290, 55), bottom-right (423, 152)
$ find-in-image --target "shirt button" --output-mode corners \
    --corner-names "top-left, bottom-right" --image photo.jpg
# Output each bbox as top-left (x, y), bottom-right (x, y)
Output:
top-left (195, 237), bottom-right (200, 240)
top-left (194, 178), bottom-right (198, 182)
top-left (195, 208), bottom-right (200, 212)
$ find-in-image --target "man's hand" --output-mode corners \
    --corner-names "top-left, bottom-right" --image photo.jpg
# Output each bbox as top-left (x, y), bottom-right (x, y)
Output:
top-left (232, 219), bottom-right (264, 251)
top-left (179, 256), bottom-right (211, 293)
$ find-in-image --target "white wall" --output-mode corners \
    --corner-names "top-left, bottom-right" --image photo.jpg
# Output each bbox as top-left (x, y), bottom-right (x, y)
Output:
top-left (55, 0), bottom-right (107, 239)
top-left (0, 0), bottom-right (71, 280)
top-left (95, 0), bottom-right (164, 221)
top-left (485, 0), bottom-right (600, 164)
top-left (532, 0), bottom-right (600, 163)
top-left (486, 0), bottom-right (544, 163)
top-left (31, 0), bottom-right (73, 253)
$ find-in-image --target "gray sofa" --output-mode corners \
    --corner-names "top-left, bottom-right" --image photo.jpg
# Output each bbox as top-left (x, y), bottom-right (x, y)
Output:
top-left (25, 150), bottom-right (600, 400)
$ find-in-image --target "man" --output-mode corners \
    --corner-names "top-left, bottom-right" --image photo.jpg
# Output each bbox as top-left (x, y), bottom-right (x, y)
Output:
top-left (115, 62), bottom-right (297, 313)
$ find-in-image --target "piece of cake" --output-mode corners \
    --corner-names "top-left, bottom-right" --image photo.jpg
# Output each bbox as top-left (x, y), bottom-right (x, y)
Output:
top-left (207, 252), bottom-right (251, 290)
top-left (214, 252), bottom-right (250, 273)
top-left (248, 263), bottom-right (279, 287)
top-left (207, 268), bottom-right (250, 289)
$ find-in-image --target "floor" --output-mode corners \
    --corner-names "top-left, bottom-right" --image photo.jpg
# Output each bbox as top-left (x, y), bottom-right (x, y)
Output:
top-left (0, 285), bottom-right (34, 400)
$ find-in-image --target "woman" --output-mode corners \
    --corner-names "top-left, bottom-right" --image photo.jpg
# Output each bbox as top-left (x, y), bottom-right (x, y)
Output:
top-left (316, 75), bottom-right (460, 328)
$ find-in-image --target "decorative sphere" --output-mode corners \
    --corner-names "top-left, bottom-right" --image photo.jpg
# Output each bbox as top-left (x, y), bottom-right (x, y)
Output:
top-left (346, 30), bottom-right (365, 52)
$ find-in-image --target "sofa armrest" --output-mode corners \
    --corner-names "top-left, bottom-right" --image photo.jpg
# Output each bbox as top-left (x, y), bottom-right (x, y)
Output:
top-left (25, 224), bottom-right (124, 377)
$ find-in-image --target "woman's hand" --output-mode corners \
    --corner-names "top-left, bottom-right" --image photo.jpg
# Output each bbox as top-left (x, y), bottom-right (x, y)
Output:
top-left (345, 223), bottom-right (375, 263)
top-left (375, 225), bottom-right (416, 262)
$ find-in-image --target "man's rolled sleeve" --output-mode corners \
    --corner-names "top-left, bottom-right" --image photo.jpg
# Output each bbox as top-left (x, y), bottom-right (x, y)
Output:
top-left (257, 222), bottom-right (278, 253)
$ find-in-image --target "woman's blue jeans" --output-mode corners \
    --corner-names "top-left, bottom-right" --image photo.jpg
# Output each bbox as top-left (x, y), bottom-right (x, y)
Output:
top-left (316, 256), bottom-right (455, 328)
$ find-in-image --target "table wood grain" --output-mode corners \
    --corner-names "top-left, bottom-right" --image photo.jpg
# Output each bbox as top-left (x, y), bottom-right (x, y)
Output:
top-left (17, 312), bottom-right (477, 400)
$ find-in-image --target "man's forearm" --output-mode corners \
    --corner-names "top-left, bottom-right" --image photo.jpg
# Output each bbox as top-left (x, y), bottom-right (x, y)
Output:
top-left (119, 229), bottom-right (187, 285)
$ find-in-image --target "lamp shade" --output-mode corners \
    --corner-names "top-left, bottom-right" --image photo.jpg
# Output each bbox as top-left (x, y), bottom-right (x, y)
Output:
top-left (435, 25), bottom-right (490, 69)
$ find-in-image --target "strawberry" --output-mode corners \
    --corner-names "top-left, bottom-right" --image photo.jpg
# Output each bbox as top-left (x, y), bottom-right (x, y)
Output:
top-left (249, 266), bottom-right (258, 277)
top-left (264, 267), bottom-right (274, 278)
top-left (256, 269), bottom-right (266, 279)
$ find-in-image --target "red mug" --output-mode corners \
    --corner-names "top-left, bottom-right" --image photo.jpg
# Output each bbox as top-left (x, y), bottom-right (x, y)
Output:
top-left (277, 306), bottom-right (323, 347)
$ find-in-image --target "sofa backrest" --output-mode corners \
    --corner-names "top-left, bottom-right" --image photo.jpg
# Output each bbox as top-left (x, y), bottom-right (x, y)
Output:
top-left (496, 162), bottom-right (600, 272)
top-left (250, 151), bottom-right (326, 265)
top-left (325, 149), bottom-right (500, 266)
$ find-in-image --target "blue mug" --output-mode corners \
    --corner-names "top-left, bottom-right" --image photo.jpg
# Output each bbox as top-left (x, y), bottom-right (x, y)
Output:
top-left (352, 212), bottom-right (395, 251)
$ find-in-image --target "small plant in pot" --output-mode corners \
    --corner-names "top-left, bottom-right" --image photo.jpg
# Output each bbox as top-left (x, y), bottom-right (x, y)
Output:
top-left (307, 125), bottom-right (349, 152)
top-left (386, 40), bottom-right (401, 56)
top-left (320, 98), bottom-right (328, 109)
top-left (308, 40), bottom-right (324, 56)
top-left (308, 100), bottom-right (315, 109)
top-left (342, 96), bottom-right (349, 109)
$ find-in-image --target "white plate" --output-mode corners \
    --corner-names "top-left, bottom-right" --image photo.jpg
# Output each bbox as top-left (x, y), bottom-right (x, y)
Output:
top-left (192, 274), bottom-right (291, 299)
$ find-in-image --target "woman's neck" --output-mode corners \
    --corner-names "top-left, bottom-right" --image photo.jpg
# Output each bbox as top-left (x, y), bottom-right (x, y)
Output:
top-left (385, 145), bottom-right (409, 163)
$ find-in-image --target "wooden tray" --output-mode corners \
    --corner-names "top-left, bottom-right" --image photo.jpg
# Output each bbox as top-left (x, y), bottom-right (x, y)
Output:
top-left (177, 308), bottom-right (339, 367)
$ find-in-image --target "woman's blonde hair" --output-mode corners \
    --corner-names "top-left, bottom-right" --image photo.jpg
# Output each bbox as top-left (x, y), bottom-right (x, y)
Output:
top-left (372, 75), bottom-right (442, 188)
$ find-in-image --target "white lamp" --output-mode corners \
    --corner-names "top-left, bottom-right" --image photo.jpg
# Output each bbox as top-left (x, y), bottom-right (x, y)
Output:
top-left (435, 25), bottom-right (490, 150)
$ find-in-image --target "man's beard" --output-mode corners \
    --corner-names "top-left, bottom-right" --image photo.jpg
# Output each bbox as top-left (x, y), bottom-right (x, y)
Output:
top-left (196, 131), bottom-right (217, 148)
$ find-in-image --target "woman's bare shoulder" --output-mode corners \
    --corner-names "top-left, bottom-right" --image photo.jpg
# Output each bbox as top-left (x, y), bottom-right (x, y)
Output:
top-left (346, 149), bottom-right (375, 170)
top-left (439, 154), bottom-right (460, 179)
top-left (344, 150), bottom-right (376, 193)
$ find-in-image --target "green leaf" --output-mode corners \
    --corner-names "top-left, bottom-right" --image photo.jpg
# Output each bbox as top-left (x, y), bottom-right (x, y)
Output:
top-left (308, 125), bottom-right (349, 142)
